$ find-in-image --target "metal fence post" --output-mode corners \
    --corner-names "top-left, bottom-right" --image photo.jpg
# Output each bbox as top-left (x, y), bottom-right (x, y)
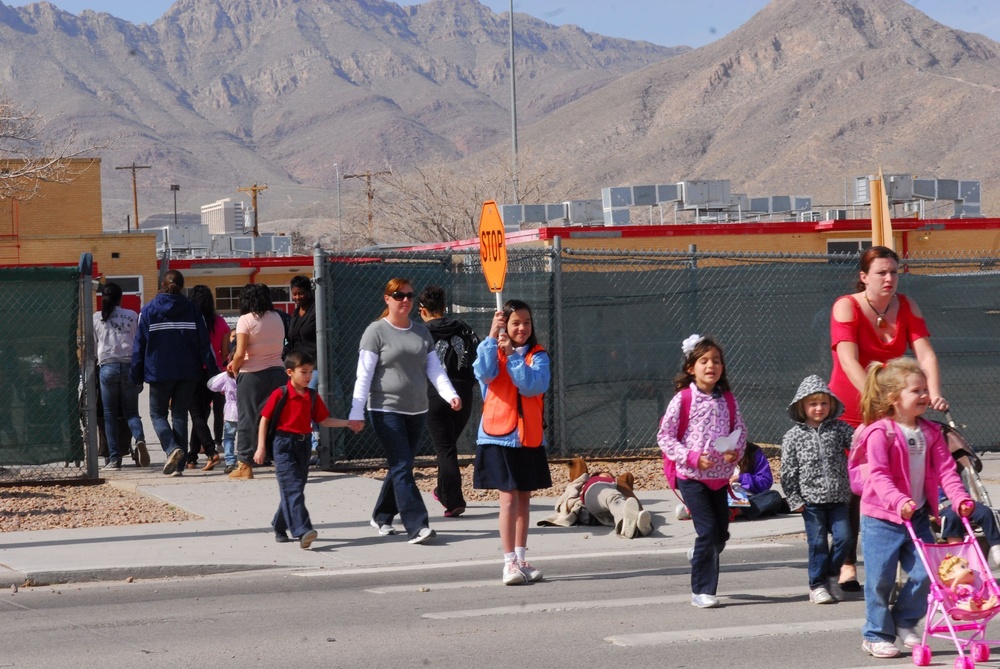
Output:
top-left (550, 236), bottom-right (567, 456)
top-left (79, 253), bottom-right (99, 479)
top-left (313, 243), bottom-right (334, 470)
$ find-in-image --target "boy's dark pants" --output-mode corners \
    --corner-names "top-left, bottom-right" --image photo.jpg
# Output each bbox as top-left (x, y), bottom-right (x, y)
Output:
top-left (272, 432), bottom-right (313, 538)
top-left (678, 478), bottom-right (730, 596)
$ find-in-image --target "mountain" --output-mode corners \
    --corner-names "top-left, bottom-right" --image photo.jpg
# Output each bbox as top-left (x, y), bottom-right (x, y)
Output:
top-left (511, 0), bottom-right (1000, 216)
top-left (0, 0), bottom-right (682, 228)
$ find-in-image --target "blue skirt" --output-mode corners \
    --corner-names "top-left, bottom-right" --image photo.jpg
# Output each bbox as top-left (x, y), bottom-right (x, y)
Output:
top-left (474, 443), bottom-right (552, 492)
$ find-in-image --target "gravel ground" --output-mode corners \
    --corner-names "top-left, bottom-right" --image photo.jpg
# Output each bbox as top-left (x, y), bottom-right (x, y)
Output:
top-left (0, 453), bottom-right (782, 532)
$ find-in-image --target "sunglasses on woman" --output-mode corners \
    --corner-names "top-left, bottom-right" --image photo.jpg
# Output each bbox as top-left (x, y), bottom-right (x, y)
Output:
top-left (389, 291), bottom-right (416, 301)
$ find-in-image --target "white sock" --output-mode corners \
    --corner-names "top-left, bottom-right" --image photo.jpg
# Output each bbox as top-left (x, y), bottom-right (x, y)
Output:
top-left (514, 547), bottom-right (526, 562)
top-left (503, 551), bottom-right (516, 565)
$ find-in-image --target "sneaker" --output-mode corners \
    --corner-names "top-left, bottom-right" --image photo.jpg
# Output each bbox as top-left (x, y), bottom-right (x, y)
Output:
top-left (299, 529), bottom-right (318, 550)
top-left (895, 627), bottom-right (920, 649)
top-left (862, 639), bottom-right (901, 658)
top-left (990, 545), bottom-right (1000, 568)
top-left (518, 559), bottom-right (543, 582)
top-left (102, 460), bottom-right (122, 471)
top-left (620, 497), bottom-right (641, 538)
top-left (162, 448), bottom-right (185, 476)
top-left (134, 440), bottom-right (149, 467)
top-left (227, 461), bottom-right (253, 480)
top-left (370, 519), bottom-right (397, 536)
top-left (636, 509), bottom-right (653, 536)
top-left (275, 532), bottom-right (291, 543)
top-left (223, 464), bottom-right (237, 474)
top-left (691, 593), bottom-right (720, 608)
top-left (809, 586), bottom-right (834, 604)
top-left (675, 503), bottom-right (691, 521)
top-left (170, 469), bottom-right (184, 477)
top-left (443, 506), bottom-right (466, 518)
top-left (408, 527), bottom-right (436, 545)
top-left (687, 547), bottom-right (695, 563)
top-left (503, 561), bottom-right (527, 585)
top-left (202, 454), bottom-right (220, 472)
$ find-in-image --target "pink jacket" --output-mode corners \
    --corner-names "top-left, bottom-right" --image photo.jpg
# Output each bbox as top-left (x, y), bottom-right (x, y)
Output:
top-left (860, 417), bottom-right (969, 524)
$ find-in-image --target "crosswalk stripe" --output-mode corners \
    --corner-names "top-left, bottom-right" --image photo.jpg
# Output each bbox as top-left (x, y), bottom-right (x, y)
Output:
top-left (607, 617), bottom-right (864, 646)
top-left (293, 542), bottom-right (793, 579)
top-left (422, 586), bottom-right (809, 619)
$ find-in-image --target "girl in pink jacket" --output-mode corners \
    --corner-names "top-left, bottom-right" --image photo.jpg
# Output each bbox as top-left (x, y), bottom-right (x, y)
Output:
top-left (856, 357), bottom-right (972, 660)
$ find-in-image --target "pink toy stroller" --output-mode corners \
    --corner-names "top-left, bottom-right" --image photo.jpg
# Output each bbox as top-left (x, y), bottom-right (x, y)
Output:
top-left (907, 517), bottom-right (1000, 668)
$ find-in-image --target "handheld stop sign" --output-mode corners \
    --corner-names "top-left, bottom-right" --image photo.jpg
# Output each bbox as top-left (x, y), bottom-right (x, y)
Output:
top-left (478, 200), bottom-right (507, 310)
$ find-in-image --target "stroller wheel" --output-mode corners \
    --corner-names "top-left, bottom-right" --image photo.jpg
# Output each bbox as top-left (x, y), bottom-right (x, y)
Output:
top-left (954, 656), bottom-right (975, 669)
top-left (972, 642), bottom-right (990, 663)
top-left (912, 644), bottom-right (932, 667)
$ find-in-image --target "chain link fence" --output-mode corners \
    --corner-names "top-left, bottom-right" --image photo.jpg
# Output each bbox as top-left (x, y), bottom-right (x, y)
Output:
top-left (0, 258), bottom-right (96, 483)
top-left (314, 246), bottom-right (1000, 462)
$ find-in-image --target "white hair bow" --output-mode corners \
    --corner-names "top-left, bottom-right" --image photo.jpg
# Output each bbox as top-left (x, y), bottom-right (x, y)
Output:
top-left (681, 334), bottom-right (704, 356)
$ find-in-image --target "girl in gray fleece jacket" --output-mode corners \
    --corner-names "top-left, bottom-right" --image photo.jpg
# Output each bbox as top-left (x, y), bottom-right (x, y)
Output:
top-left (780, 374), bottom-right (855, 605)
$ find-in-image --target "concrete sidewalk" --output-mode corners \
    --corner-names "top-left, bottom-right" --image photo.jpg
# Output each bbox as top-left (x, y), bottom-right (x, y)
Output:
top-left (3, 450), bottom-right (998, 588)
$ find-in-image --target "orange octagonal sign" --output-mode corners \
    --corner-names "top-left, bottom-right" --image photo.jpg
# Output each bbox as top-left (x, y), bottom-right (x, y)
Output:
top-left (478, 200), bottom-right (507, 292)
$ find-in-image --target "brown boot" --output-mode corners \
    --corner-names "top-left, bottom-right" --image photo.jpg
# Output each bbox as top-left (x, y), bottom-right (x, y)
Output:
top-left (616, 472), bottom-right (641, 507)
top-left (568, 457), bottom-right (588, 482)
top-left (202, 454), bottom-right (221, 472)
top-left (228, 461), bottom-right (253, 480)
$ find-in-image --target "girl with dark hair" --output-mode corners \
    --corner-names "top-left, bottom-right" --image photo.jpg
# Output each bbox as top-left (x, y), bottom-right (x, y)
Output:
top-left (657, 334), bottom-right (747, 608)
top-left (227, 283), bottom-right (286, 479)
top-left (186, 285), bottom-right (231, 470)
top-left (349, 278), bottom-right (461, 545)
top-left (93, 282), bottom-right (147, 469)
top-left (829, 245), bottom-right (947, 591)
top-left (473, 299), bottom-right (551, 585)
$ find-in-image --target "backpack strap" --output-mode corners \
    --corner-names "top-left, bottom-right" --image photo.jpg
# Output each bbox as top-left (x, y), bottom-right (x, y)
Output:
top-left (723, 391), bottom-right (736, 432)
top-left (676, 386), bottom-right (692, 440)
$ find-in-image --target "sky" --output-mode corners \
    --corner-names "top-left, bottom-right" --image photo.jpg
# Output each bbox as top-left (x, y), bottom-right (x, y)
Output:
top-left (6, 0), bottom-right (1000, 49)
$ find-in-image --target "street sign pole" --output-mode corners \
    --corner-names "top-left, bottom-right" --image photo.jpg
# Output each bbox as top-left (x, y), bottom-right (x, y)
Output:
top-left (478, 200), bottom-right (508, 313)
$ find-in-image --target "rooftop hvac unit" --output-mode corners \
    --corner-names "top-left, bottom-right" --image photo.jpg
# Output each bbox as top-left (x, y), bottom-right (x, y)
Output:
top-left (825, 209), bottom-right (848, 220)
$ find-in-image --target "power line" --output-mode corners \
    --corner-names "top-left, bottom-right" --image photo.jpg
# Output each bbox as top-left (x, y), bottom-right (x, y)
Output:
top-left (343, 170), bottom-right (391, 232)
top-left (236, 183), bottom-right (268, 237)
top-left (115, 162), bottom-right (151, 230)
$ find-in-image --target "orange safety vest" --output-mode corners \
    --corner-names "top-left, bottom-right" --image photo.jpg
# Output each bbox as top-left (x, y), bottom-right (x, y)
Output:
top-left (481, 345), bottom-right (545, 448)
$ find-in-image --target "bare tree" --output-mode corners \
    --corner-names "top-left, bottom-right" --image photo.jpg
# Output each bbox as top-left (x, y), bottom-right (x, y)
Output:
top-left (0, 94), bottom-right (110, 200)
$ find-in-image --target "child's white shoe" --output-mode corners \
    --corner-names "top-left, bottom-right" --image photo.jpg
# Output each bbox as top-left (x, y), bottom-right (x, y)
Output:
top-left (675, 503), bottom-right (691, 521)
top-left (989, 544), bottom-right (1000, 568)
top-left (809, 586), bottom-right (834, 604)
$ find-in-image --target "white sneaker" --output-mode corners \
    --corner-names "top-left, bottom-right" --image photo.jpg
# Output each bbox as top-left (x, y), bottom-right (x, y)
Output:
top-left (503, 561), bottom-right (527, 585)
top-left (636, 509), bottom-right (653, 536)
top-left (675, 503), bottom-right (691, 521)
top-left (517, 559), bottom-right (543, 582)
top-left (408, 527), bottom-right (436, 545)
top-left (862, 639), bottom-right (901, 658)
top-left (691, 593), bottom-right (720, 608)
top-left (687, 547), bottom-right (695, 563)
top-left (620, 497), bottom-right (641, 538)
top-left (990, 545), bottom-right (1000, 568)
top-left (895, 627), bottom-right (920, 648)
top-left (369, 519), bottom-right (397, 536)
top-left (809, 586), bottom-right (834, 604)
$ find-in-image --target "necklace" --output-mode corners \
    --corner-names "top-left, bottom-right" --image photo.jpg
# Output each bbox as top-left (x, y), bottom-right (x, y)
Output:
top-left (864, 294), bottom-right (892, 329)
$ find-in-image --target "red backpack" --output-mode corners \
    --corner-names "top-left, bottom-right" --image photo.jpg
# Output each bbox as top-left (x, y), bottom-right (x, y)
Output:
top-left (662, 387), bottom-right (737, 498)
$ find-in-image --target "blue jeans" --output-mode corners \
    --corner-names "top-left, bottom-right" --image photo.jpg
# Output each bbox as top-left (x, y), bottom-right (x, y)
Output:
top-left (803, 503), bottom-right (851, 589)
top-left (148, 379), bottom-right (196, 460)
top-left (861, 509), bottom-right (934, 642)
top-left (370, 411), bottom-right (429, 540)
top-left (678, 478), bottom-right (730, 596)
top-left (271, 432), bottom-right (313, 538)
top-left (222, 420), bottom-right (237, 466)
top-left (98, 363), bottom-right (145, 463)
top-left (941, 501), bottom-right (1000, 547)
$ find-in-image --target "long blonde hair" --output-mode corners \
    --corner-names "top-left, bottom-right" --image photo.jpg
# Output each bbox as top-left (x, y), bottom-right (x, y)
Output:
top-left (378, 277), bottom-right (412, 320)
top-left (860, 356), bottom-right (924, 424)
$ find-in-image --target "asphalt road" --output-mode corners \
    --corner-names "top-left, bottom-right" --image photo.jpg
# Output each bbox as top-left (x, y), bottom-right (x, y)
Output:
top-left (0, 540), bottom-right (965, 669)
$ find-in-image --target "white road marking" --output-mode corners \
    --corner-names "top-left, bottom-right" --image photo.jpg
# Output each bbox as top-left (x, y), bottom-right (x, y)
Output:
top-left (607, 617), bottom-right (864, 646)
top-left (292, 542), bottom-right (792, 579)
top-left (422, 586), bottom-right (808, 619)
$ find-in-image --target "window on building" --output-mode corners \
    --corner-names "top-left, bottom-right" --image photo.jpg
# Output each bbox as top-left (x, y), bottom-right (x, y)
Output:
top-left (215, 286), bottom-right (241, 312)
top-left (827, 239), bottom-right (872, 261)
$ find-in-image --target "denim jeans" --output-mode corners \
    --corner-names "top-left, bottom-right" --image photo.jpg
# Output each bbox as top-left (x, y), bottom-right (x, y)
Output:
top-left (370, 411), bottom-right (429, 539)
top-left (222, 420), bottom-right (237, 466)
top-left (861, 508), bottom-right (934, 642)
top-left (148, 379), bottom-right (196, 460)
top-left (677, 478), bottom-right (730, 596)
top-left (940, 501), bottom-right (1000, 547)
top-left (98, 362), bottom-right (145, 463)
top-left (271, 431), bottom-right (313, 538)
top-left (803, 502), bottom-right (851, 589)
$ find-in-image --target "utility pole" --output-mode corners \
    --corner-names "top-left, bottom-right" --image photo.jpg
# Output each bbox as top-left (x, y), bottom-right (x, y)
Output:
top-left (343, 170), bottom-right (391, 234)
top-left (237, 183), bottom-right (268, 237)
top-left (115, 162), bottom-right (151, 230)
top-left (508, 0), bottom-right (519, 204)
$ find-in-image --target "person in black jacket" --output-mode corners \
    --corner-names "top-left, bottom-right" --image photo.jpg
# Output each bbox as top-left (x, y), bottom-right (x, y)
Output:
top-left (130, 270), bottom-right (218, 477)
top-left (287, 275), bottom-right (317, 362)
top-left (418, 285), bottom-right (479, 517)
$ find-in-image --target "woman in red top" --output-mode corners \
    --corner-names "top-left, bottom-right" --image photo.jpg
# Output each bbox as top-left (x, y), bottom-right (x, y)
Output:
top-left (828, 245), bottom-right (949, 590)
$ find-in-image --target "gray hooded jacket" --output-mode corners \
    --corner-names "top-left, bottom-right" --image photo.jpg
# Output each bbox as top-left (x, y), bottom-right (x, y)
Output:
top-left (779, 375), bottom-right (855, 510)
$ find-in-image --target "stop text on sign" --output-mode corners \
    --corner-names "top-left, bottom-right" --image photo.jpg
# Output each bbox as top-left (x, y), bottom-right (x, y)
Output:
top-left (481, 229), bottom-right (504, 264)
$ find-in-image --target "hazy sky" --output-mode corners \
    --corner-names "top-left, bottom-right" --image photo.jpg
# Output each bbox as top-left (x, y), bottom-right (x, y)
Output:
top-left (6, 1), bottom-right (1000, 48)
